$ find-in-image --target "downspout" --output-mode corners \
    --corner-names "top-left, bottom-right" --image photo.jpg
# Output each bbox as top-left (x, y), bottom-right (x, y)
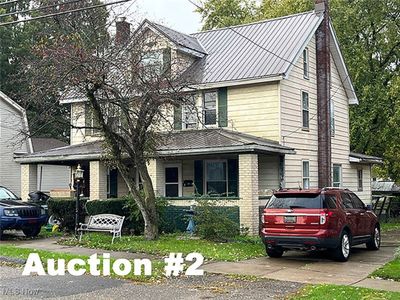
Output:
top-left (315, 0), bottom-right (332, 187)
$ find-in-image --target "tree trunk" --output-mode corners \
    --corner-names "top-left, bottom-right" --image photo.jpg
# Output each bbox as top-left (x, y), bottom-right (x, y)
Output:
top-left (142, 205), bottom-right (159, 240)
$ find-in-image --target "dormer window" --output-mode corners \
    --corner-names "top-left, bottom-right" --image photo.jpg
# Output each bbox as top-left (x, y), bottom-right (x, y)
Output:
top-left (303, 48), bottom-right (309, 79)
top-left (203, 91), bottom-right (217, 125)
top-left (142, 48), bottom-right (171, 76)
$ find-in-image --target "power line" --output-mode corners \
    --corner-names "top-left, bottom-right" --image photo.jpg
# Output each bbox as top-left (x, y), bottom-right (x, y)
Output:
top-left (0, 0), bottom-right (19, 6)
top-left (0, 0), bottom-right (85, 18)
top-left (0, 0), bottom-right (132, 26)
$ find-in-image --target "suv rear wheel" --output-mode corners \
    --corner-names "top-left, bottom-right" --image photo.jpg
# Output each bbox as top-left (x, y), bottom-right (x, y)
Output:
top-left (366, 226), bottom-right (381, 250)
top-left (266, 246), bottom-right (284, 258)
top-left (333, 230), bottom-right (351, 262)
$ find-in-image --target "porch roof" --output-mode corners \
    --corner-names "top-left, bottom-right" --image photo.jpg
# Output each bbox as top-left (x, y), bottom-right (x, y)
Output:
top-left (14, 129), bottom-right (295, 163)
top-left (349, 152), bottom-right (383, 165)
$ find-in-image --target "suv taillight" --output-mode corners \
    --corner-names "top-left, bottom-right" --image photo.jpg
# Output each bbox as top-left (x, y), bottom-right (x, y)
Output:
top-left (320, 210), bottom-right (333, 225)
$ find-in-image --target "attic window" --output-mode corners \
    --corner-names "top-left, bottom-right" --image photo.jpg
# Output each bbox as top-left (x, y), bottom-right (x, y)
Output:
top-left (142, 48), bottom-right (171, 76)
top-left (303, 48), bottom-right (309, 79)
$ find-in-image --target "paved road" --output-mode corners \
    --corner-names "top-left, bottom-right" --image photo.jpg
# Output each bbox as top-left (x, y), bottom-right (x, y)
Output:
top-left (0, 265), bottom-right (302, 299)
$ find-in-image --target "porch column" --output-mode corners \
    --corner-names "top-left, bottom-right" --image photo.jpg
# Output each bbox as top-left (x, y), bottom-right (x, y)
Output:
top-left (89, 161), bottom-right (107, 200)
top-left (147, 159), bottom-right (165, 196)
top-left (21, 164), bottom-right (38, 201)
top-left (239, 153), bottom-right (259, 235)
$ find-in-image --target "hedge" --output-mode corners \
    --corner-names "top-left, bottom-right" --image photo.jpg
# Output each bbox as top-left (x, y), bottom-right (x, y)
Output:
top-left (47, 198), bottom-right (87, 232)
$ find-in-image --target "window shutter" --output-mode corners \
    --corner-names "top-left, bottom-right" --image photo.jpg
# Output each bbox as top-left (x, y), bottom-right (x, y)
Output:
top-left (227, 159), bottom-right (238, 197)
top-left (85, 103), bottom-right (91, 136)
top-left (194, 160), bottom-right (203, 195)
top-left (163, 48), bottom-right (171, 75)
top-left (173, 106), bottom-right (182, 130)
top-left (218, 87), bottom-right (228, 127)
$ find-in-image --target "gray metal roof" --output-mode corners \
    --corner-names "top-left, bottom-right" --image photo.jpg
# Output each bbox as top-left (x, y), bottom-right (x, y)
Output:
top-left (146, 20), bottom-right (207, 55)
top-left (371, 181), bottom-right (400, 193)
top-left (349, 152), bottom-right (383, 164)
top-left (187, 11), bottom-right (322, 84)
top-left (15, 129), bottom-right (294, 163)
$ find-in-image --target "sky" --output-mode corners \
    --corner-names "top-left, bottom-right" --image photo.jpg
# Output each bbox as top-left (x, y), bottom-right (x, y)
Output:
top-left (116, 0), bottom-right (203, 34)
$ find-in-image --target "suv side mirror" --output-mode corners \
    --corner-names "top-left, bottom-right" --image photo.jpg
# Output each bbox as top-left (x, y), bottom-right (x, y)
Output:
top-left (366, 204), bottom-right (372, 211)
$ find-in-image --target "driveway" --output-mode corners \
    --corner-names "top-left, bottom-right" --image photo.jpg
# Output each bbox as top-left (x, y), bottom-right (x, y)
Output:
top-left (203, 231), bottom-right (400, 289)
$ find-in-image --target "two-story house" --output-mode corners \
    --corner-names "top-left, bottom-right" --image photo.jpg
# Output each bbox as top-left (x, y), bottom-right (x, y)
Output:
top-left (17, 6), bottom-right (382, 234)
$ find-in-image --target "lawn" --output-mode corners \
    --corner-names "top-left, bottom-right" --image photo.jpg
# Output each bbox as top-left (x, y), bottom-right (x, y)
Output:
top-left (371, 247), bottom-right (400, 281)
top-left (59, 233), bottom-right (265, 261)
top-left (290, 284), bottom-right (400, 300)
top-left (381, 221), bottom-right (400, 233)
top-left (0, 245), bottom-right (164, 282)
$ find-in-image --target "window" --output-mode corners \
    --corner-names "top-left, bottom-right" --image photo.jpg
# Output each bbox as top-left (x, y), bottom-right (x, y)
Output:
top-left (303, 48), bottom-right (309, 79)
top-left (302, 92), bottom-right (309, 129)
top-left (205, 160), bottom-right (227, 196)
top-left (142, 48), bottom-right (171, 76)
top-left (165, 166), bottom-right (181, 197)
top-left (302, 161), bottom-right (310, 189)
top-left (349, 192), bottom-right (365, 209)
top-left (333, 164), bottom-right (342, 187)
top-left (203, 91), bottom-right (217, 125)
top-left (182, 95), bottom-right (198, 129)
top-left (323, 195), bottom-right (337, 209)
top-left (85, 104), bottom-right (100, 136)
top-left (341, 192), bottom-right (354, 209)
top-left (357, 169), bottom-right (363, 191)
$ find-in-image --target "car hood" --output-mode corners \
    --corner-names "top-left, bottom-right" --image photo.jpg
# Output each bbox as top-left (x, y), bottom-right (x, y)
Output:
top-left (0, 200), bottom-right (39, 208)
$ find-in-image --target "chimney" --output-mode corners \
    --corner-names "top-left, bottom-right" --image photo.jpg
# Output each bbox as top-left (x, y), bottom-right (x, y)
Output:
top-left (115, 17), bottom-right (131, 46)
top-left (315, 0), bottom-right (332, 188)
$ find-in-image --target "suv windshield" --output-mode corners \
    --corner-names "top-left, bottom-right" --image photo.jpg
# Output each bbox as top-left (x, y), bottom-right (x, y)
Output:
top-left (266, 193), bottom-right (337, 209)
top-left (0, 187), bottom-right (18, 200)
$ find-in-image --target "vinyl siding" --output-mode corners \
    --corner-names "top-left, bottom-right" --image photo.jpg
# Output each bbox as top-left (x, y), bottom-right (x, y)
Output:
top-left (280, 38), bottom-right (319, 188)
top-left (0, 99), bottom-right (29, 195)
top-left (227, 83), bottom-right (280, 141)
top-left (70, 102), bottom-right (102, 145)
top-left (36, 164), bottom-right (71, 192)
top-left (258, 155), bottom-right (280, 192)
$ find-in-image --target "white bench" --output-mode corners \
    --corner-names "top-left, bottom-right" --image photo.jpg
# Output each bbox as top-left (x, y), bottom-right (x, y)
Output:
top-left (78, 214), bottom-right (125, 244)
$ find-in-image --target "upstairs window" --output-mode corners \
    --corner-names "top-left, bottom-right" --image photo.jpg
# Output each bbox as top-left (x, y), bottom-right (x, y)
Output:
top-left (142, 48), bottom-right (171, 76)
top-left (182, 95), bottom-right (198, 129)
top-left (303, 48), bottom-right (309, 79)
top-left (203, 91), bottom-right (217, 125)
top-left (302, 160), bottom-right (310, 189)
top-left (357, 169), bottom-right (363, 191)
top-left (302, 91), bottom-right (309, 129)
top-left (85, 104), bottom-right (101, 136)
top-left (333, 164), bottom-right (342, 187)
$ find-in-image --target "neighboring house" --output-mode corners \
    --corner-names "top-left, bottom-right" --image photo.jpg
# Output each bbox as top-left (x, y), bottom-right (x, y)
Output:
top-left (16, 5), bottom-right (383, 234)
top-left (0, 91), bottom-right (32, 196)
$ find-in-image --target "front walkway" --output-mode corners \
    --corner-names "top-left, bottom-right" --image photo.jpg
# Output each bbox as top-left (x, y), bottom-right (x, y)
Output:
top-left (203, 231), bottom-right (400, 291)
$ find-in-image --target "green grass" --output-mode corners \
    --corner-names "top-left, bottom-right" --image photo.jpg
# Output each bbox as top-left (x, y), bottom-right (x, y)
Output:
top-left (290, 284), bottom-right (400, 300)
top-left (381, 221), bottom-right (400, 233)
top-left (0, 245), bottom-right (164, 282)
top-left (371, 247), bottom-right (400, 281)
top-left (59, 233), bottom-right (265, 261)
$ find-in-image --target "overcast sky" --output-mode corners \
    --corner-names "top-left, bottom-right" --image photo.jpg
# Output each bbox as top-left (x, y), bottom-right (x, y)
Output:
top-left (115, 0), bottom-right (203, 34)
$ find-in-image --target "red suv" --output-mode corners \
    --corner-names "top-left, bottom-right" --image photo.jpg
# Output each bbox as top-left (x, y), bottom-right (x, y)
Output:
top-left (261, 188), bottom-right (380, 261)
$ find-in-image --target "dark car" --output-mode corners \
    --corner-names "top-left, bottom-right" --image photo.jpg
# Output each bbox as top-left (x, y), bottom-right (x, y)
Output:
top-left (0, 186), bottom-right (48, 239)
top-left (261, 188), bottom-right (380, 261)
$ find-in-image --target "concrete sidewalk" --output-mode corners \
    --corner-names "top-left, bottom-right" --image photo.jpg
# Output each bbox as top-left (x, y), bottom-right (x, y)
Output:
top-left (203, 231), bottom-right (400, 292)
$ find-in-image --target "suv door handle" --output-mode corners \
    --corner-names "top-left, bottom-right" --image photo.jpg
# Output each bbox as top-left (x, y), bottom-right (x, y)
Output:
top-left (360, 213), bottom-right (365, 216)
top-left (345, 212), bottom-right (351, 216)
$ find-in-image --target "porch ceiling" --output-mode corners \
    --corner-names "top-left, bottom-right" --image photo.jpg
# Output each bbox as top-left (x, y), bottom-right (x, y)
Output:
top-left (14, 128), bottom-right (295, 163)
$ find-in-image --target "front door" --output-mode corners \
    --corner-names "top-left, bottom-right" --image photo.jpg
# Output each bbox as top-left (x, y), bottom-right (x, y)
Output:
top-left (165, 165), bottom-right (181, 197)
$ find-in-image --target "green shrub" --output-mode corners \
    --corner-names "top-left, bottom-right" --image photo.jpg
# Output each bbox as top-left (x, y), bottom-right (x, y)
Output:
top-left (194, 199), bottom-right (240, 241)
top-left (47, 198), bottom-right (87, 232)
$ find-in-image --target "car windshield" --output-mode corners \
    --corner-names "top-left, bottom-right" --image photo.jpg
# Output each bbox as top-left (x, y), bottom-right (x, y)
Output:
top-left (0, 187), bottom-right (18, 200)
top-left (266, 194), bottom-right (322, 209)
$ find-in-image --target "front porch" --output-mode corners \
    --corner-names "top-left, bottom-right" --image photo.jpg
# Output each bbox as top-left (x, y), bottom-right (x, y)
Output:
top-left (16, 129), bottom-right (295, 235)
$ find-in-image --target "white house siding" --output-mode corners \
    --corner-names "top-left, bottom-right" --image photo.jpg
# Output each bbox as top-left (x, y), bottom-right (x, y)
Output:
top-left (227, 83), bottom-right (280, 141)
top-left (36, 164), bottom-right (71, 193)
top-left (280, 38), bottom-right (319, 189)
top-left (70, 102), bottom-right (103, 145)
top-left (258, 154), bottom-right (280, 193)
top-left (0, 99), bottom-right (29, 196)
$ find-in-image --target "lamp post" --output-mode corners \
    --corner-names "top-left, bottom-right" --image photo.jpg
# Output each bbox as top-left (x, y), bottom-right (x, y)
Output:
top-left (74, 164), bottom-right (84, 237)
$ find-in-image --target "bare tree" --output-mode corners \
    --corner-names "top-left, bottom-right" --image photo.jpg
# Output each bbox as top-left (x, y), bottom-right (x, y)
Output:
top-left (22, 13), bottom-right (195, 240)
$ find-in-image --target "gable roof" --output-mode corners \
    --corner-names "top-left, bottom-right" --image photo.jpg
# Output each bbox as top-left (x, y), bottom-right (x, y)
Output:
top-left (31, 138), bottom-right (68, 153)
